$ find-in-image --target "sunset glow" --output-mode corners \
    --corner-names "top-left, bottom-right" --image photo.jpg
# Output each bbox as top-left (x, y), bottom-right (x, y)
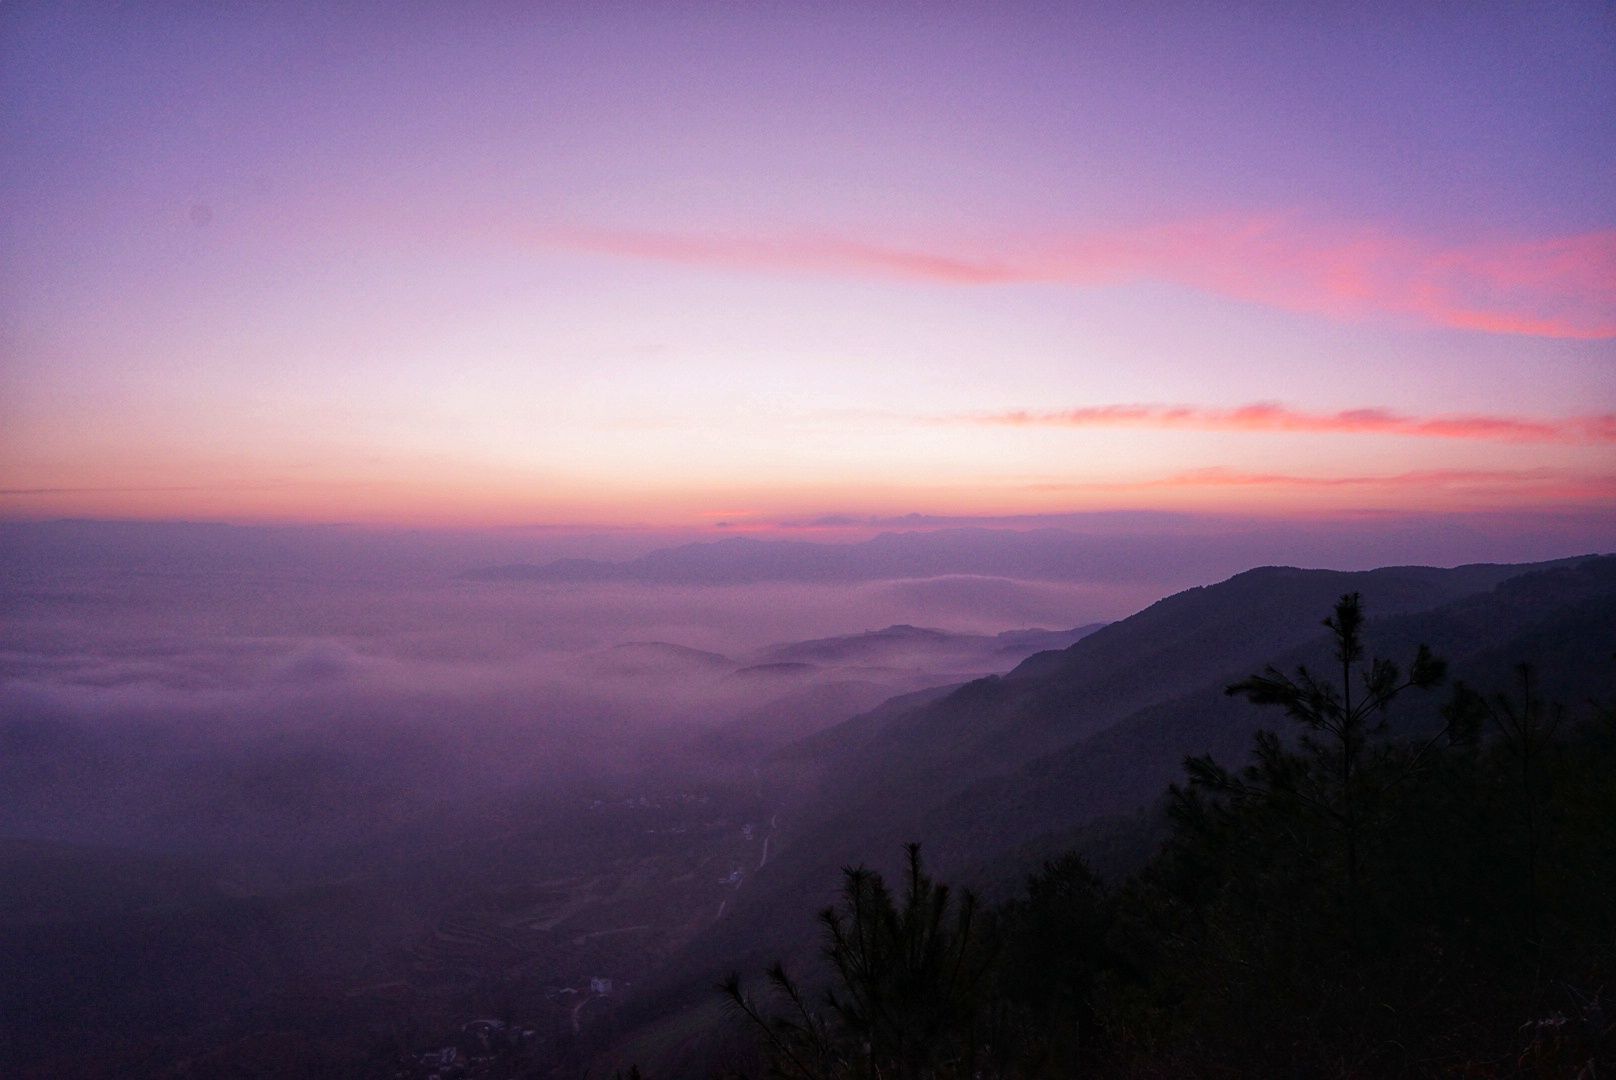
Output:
top-left (6, 10), bottom-right (1616, 1071)
top-left (3, 3), bottom-right (1613, 536)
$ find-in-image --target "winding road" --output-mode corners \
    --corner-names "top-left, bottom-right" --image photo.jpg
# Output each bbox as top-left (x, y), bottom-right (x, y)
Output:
top-left (570, 993), bottom-right (592, 1033)
top-left (716, 813), bottom-right (779, 923)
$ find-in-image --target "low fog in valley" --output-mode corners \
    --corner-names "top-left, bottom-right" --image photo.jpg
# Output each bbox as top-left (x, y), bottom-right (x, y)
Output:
top-left (1, 520), bottom-right (1135, 1073)
top-left (4, 519), bottom-right (1612, 1076)
top-left (1, 521), bottom-right (1157, 845)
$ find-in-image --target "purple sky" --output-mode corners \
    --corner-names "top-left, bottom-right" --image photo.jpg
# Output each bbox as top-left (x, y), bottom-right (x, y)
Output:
top-left (2, 2), bottom-right (1613, 537)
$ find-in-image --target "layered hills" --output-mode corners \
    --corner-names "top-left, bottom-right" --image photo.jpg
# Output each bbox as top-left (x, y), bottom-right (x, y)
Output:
top-left (5, 544), bottom-right (1611, 1077)
top-left (603, 554), bottom-right (1616, 1075)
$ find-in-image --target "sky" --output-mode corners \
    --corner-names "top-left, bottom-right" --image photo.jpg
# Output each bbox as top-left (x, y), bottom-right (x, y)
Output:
top-left (2, 2), bottom-right (1613, 537)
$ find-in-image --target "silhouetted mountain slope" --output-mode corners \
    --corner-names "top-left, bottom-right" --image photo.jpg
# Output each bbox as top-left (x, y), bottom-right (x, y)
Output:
top-left (611, 555), bottom-right (1614, 1072)
top-left (990, 625), bottom-right (1108, 658)
top-left (682, 628), bottom-right (1111, 771)
top-left (760, 562), bottom-right (1584, 898)
top-left (927, 556), bottom-right (1616, 869)
top-left (702, 680), bottom-right (906, 756)
top-left (790, 562), bottom-right (1544, 810)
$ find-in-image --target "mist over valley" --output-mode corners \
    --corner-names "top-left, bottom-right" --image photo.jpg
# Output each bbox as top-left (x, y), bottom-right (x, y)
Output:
top-left (3, 520), bottom-right (1612, 1076)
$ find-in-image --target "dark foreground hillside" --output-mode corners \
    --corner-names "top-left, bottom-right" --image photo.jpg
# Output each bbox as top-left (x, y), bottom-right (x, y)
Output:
top-left (601, 556), bottom-right (1616, 1077)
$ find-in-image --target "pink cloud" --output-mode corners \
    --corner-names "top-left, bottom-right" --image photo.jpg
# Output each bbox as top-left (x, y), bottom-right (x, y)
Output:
top-left (1026, 467), bottom-right (1616, 504)
top-left (965, 402), bottom-right (1616, 444)
top-left (1157, 467), bottom-right (1605, 491)
top-left (543, 218), bottom-right (1616, 339)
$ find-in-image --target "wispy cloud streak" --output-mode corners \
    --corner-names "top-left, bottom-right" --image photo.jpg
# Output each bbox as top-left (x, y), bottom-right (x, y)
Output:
top-left (1156, 467), bottom-right (1612, 492)
top-left (545, 229), bottom-right (1015, 285)
top-left (962, 403), bottom-right (1616, 445)
top-left (544, 218), bottom-right (1616, 339)
top-left (1026, 467), bottom-right (1616, 501)
top-left (0, 486), bottom-right (250, 496)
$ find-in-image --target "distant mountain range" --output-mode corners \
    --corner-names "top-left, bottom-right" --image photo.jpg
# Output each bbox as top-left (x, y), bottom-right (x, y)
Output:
top-left (465, 530), bottom-right (1139, 585)
top-left (608, 554), bottom-right (1616, 1073)
top-left (464, 526), bottom-right (1615, 590)
top-left (574, 623), bottom-right (1106, 752)
top-left (459, 527), bottom-right (1360, 587)
top-left (582, 623), bottom-right (1103, 677)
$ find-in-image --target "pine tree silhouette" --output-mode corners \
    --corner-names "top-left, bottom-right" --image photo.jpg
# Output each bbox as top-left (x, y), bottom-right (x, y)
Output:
top-left (722, 844), bottom-right (994, 1079)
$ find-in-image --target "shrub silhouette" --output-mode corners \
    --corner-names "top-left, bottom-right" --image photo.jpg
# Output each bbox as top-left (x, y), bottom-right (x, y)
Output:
top-left (722, 843), bottom-right (995, 1079)
top-left (731, 595), bottom-right (1616, 1076)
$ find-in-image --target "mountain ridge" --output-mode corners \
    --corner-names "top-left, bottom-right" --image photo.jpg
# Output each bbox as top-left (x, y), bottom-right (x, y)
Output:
top-left (605, 553), bottom-right (1616, 1073)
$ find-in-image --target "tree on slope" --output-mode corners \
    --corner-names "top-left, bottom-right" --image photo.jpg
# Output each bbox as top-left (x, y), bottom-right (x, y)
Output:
top-left (722, 843), bottom-right (998, 1080)
top-left (1204, 591), bottom-right (1447, 953)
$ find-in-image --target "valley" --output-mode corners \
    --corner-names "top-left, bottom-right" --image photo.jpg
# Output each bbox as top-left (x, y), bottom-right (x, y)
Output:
top-left (3, 535), bottom-right (1611, 1077)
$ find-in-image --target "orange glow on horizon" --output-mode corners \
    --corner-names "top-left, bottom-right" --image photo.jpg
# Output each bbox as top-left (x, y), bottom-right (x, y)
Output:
top-left (6, 462), bottom-right (1609, 531)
